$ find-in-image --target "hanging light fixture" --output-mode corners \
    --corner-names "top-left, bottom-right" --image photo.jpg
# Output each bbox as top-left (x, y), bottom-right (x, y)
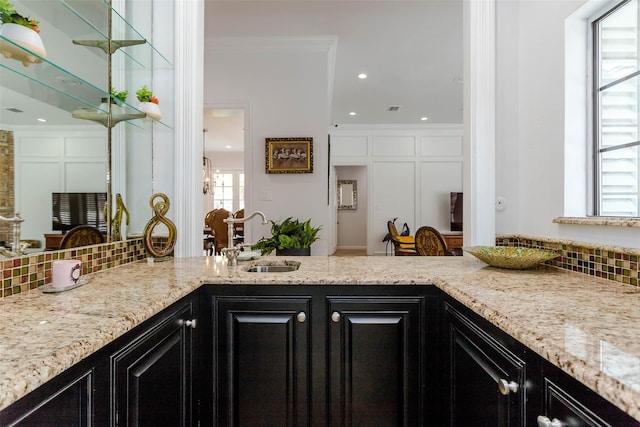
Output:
top-left (203, 129), bottom-right (214, 195)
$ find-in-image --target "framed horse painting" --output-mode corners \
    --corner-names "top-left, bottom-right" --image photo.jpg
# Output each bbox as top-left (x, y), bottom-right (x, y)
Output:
top-left (265, 137), bottom-right (313, 174)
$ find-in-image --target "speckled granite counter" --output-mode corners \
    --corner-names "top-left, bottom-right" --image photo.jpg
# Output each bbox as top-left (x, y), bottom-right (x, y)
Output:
top-left (0, 255), bottom-right (639, 421)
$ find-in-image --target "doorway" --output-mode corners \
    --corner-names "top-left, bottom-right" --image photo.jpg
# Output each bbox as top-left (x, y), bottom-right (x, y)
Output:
top-left (202, 107), bottom-right (246, 254)
top-left (335, 165), bottom-right (367, 253)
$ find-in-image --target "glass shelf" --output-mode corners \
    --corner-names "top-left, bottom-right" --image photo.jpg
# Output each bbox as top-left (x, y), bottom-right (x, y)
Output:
top-left (0, 35), bottom-right (109, 115)
top-left (17, 0), bottom-right (173, 70)
top-left (2, 0), bottom-right (173, 129)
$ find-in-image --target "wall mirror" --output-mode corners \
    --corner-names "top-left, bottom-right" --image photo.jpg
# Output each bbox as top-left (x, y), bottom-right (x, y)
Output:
top-left (0, 0), bottom-right (163, 257)
top-left (337, 180), bottom-right (357, 210)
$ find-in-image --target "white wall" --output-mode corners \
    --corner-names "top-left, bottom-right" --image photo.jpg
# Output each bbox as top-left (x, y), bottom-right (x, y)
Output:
top-left (205, 37), bottom-right (334, 254)
top-left (495, 0), bottom-right (640, 249)
top-left (332, 124), bottom-right (463, 255)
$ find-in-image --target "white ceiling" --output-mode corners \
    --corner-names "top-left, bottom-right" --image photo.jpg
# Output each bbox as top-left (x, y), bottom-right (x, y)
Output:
top-left (1, 1), bottom-right (463, 153)
top-left (204, 0), bottom-right (463, 152)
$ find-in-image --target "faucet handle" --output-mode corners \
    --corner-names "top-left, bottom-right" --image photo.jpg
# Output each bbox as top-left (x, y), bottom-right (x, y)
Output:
top-left (221, 246), bottom-right (241, 266)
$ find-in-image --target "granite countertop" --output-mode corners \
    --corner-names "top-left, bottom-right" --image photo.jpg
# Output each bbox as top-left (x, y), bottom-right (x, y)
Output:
top-left (0, 255), bottom-right (639, 421)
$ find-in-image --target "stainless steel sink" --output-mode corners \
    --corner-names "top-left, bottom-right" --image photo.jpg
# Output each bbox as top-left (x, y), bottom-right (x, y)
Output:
top-left (245, 264), bottom-right (299, 273)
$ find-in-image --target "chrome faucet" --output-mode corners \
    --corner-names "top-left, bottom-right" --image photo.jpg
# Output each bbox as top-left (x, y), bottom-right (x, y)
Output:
top-left (222, 211), bottom-right (268, 266)
top-left (0, 213), bottom-right (27, 257)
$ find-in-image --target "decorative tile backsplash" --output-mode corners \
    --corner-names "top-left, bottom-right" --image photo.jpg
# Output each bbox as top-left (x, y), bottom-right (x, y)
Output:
top-left (0, 130), bottom-right (14, 244)
top-left (496, 235), bottom-right (640, 287)
top-left (0, 238), bottom-right (147, 298)
top-left (1, 234), bottom-right (638, 299)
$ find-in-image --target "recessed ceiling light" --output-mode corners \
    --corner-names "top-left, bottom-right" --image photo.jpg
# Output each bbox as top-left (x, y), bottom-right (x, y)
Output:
top-left (358, 73), bottom-right (367, 79)
top-left (420, 117), bottom-right (428, 121)
top-left (225, 145), bottom-right (232, 149)
top-left (349, 112), bottom-right (356, 116)
top-left (37, 118), bottom-right (46, 122)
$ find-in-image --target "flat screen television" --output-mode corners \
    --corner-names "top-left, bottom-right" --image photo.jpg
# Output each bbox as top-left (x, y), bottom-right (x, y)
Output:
top-left (450, 192), bottom-right (463, 232)
top-left (52, 192), bottom-right (107, 233)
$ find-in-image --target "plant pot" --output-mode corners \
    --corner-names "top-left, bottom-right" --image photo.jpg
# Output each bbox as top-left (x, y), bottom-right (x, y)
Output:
top-left (0, 23), bottom-right (46, 67)
top-left (99, 98), bottom-right (123, 115)
top-left (276, 248), bottom-right (311, 256)
top-left (138, 101), bottom-right (162, 120)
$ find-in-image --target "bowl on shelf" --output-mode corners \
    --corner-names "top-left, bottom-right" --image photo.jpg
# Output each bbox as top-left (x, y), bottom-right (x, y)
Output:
top-left (462, 246), bottom-right (561, 270)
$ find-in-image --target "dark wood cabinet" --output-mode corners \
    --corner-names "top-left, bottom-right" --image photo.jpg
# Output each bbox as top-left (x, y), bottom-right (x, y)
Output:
top-left (3, 286), bottom-right (640, 427)
top-left (205, 285), bottom-right (437, 427)
top-left (0, 368), bottom-right (94, 426)
top-left (212, 295), bottom-right (312, 427)
top-left (109, 299), bottom-right (195, 427)
top-left (538, 362), bottom-right (640, 427)
top-left (443, 298), bottom-right (530, 427)
top-left (327, 296), bottom-right (425, 427)
top-left (0, 295), bottom-right (196, 427)
top-left (442, 296), bottom-right (640, 427)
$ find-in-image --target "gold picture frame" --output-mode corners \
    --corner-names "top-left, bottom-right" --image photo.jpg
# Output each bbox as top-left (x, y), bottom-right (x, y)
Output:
top-left (265, 137), bottom-right (313, 174)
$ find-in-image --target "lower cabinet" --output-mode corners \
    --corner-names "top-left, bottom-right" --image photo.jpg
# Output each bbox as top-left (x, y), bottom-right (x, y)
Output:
top-left (442, 296), bottom-right (640, 427)
top-left (538, 362), bottom-right (640, 427)
top-left (3, 287), bottom-right (640, 427)
top-left (213, 296), bottom-right (312, 426)
top-left (0, 295), bottom-right (196, 427)
top-left (443, 299), bottom-right (528, 426)
top-left (327, 296), bottom-right (425, 426)
top-left (108, 300), bottom-right (195, 427)
top-left (205, 285), bottom-right (438, 427)
top-left (0, 368), bottom-right (94, 426)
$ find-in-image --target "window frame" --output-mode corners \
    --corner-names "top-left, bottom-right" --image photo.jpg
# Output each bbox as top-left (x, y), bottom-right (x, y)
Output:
top-left (592, 0), bottom-right (640, 217)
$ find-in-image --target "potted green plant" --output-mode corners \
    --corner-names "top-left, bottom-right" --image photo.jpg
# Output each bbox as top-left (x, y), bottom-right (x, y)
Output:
top-left (252, 217), bottom-right (321, 256)
top-left (0, 0), bottom-right (46, 66)
top-left (110, 87), bottom-right (128, 105)
top-left (135, 85), bottom-right (161, 120)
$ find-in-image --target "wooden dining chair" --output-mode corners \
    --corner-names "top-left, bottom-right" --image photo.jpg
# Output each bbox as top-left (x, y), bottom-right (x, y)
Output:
top-left (60, 225), bottom-right (105, 249)
top-left (414, 226), bottom-right (455, 256)
top-left (210, 208), bottom-right (230, 255)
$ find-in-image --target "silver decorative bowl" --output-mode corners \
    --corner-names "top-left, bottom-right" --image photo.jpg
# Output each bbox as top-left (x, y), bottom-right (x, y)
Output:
top-left (462, 246), bottom-right (560, 270)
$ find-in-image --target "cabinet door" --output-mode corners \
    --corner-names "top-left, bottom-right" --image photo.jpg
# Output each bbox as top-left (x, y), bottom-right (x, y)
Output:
top-left (327, 296), bottom-right (425, 427)
top-left (444, 301), bottom-right (526, 427)
top-left (214, 296), bottom-right (311, 427)
top-left (111, 301), bottom-right (194, 427)
top-left (0, 370), bottom-right (93, 426)
top-left (538, 363), bottom-right (640, 427)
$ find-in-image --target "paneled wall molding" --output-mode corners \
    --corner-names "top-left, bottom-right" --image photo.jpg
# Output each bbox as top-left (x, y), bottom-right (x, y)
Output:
top-left (331, 124), bottom-right (463, 255)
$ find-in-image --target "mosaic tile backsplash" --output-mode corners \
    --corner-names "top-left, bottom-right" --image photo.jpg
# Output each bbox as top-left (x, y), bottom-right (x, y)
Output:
top-left (1, 238), bottom-right (147, 298)
top-left (496, 235), bottom-right (640, 286)
top-left (1, 234), bottom-right (639, 299)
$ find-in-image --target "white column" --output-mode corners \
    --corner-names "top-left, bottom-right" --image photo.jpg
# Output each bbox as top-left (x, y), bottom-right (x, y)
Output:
top-left (463, 0), bottom-right (496, 246)
top-left (173, 0), bottom-right (204, 257)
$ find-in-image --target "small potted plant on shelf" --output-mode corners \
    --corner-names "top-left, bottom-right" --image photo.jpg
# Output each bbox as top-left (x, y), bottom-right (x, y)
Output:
top-left (135, 85), bottom-right (161, 120)
top-left (0, 0), bottom-right (46, 67)
top-left (252, 217), bottom-right (321, 256)
top-left (98, 87), bottom-right (127, 114)
top-left (110, 87), bottom-right (128, 105)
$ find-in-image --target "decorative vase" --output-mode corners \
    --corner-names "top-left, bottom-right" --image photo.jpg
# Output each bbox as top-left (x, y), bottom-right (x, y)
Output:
top-left (0, 23), bottom-right (46, 67)
top-left (138, 101), bottom-right (161, 121)
top-left (276, 248), bottom-right (311, 256)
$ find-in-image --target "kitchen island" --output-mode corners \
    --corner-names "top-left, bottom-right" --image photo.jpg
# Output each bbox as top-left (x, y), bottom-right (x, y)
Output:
top-left (0, 255), bottom-right (638, 423)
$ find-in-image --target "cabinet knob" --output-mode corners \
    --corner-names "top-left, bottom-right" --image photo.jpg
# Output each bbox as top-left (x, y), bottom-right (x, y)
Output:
top-left (331, 311), bottom-right (341, 323)
top-left (536, 415), bottom-right (563, 427)
top-left (498, 379), bottom-right (518, 395)
top-left (297, 312), bottom-right (307, 323)
top-left (182, 319), bottom-right (197, 329)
